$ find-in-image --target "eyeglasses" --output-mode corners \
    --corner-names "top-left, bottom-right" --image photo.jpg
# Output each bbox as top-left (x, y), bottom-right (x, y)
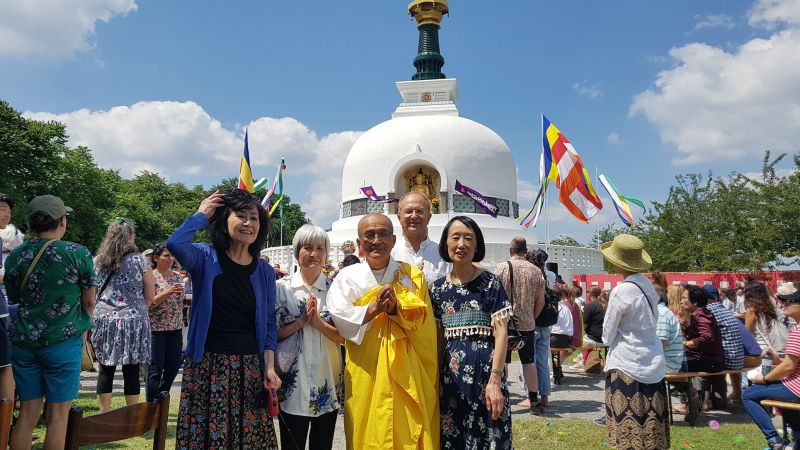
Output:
top-left (361, 230), bottom-right (392, 241)
top-left (781, 302), bottom-right (799, 309)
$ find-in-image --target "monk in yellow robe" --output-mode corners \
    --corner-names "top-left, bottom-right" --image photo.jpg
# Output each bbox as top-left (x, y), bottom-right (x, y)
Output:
top-left (328, 213), bottom-right (439, 449)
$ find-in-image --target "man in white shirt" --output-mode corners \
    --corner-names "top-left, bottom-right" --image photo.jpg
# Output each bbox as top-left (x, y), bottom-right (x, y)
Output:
top-left (391, 191), bottom-right (450, 284)
top-left (0, 194), bottom-right (24, 285)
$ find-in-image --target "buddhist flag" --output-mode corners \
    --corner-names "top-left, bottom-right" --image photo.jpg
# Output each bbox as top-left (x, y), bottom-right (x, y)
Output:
top-left (542, 115), bottom-right (602, 223)
top-left (237, 130), bottom-right (255, 193)
top-left (597, 174), bottom-right (645, 228)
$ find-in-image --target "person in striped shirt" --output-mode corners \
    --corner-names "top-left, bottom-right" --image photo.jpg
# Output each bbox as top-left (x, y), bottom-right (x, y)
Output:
top-left (743, 289), bottom-right (800, 450)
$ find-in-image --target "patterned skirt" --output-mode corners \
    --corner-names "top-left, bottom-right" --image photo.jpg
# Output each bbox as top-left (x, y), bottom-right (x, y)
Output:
top-left (176, 352), bottom-right (278, 450)
top-left (605, 369), bottom-right (670, 450)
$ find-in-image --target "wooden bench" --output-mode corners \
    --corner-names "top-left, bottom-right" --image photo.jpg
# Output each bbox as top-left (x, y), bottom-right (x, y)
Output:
top-left (664, 368), bottom-right (750, 426)
top-left (761, 400), bottom-right (800, 439)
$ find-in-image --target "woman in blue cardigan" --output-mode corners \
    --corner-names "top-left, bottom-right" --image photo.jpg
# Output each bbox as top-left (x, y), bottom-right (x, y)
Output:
top-left (168, 189), bottom-right (280, 449)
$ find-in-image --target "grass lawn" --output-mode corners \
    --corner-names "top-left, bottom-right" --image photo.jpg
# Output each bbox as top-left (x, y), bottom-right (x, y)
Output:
top-left (27, 392), bottom-right (768, 449)
top-left (513, 418), bottom-right (767, 450)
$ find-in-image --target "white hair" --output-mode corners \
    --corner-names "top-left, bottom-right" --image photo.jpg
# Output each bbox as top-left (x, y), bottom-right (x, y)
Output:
top-left (292, 224), bottom-right (330, 259)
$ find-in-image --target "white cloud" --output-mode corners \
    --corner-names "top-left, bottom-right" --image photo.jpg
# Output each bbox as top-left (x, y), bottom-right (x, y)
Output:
top-left (572, 81), bottom-right (603, 99)
top-left (24, 100), bottom-right (362, 227)
top-left (516, 178), bottom-right (539, 205)
top-left (606, 133), bottom-right (621, 144)
top-left (0, 0), bottom-right (137, 58)
top-left (749, 0), bottom-right (800, 28)
top-left (691, 13), bottom-right (735, 32)
top-left (630, 1), bottom-right (800, 165)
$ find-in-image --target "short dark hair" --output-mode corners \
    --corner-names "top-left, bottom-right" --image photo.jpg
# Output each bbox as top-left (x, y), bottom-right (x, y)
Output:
top-left (29, 212), bottom-right (61, 233)
top-left (151, 243), bottom-right (168, 269)
top-left (342, 254), bottom-right (360, 267)
top-left (0, 194), bottom-right (14, 209)
top-left (510, 237), bottom-right (527, 254)
top-left (438, 216), bottom-right (485, 263)
top-left (685, 284), bottom-right (708, 308)
top-left (208, 189), bottom-right (270, 260)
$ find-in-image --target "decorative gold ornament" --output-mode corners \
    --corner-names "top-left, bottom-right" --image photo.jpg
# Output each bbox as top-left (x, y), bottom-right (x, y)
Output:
top-left (421, 92), bottom-right (432, 102)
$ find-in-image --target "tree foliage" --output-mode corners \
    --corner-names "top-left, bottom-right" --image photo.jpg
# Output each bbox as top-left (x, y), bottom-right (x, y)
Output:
top-left (549, 235), bottom-right (584, 247)
top-left (635, 151), bottom-right (800, 272)
top-left (0, 100), bottom-right (310, 253)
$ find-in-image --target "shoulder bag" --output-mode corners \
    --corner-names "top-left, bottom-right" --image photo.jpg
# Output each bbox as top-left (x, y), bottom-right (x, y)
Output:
top-left (505, 261), bottom-right (526, 353)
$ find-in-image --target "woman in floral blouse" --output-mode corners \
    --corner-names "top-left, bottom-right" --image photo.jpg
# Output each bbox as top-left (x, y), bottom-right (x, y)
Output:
top-left (429, 216), bottom-right (512, 450)
top-left (275, 224), bottom-right (343, 450)
top-left (145, 243), bottom-right (185, 402)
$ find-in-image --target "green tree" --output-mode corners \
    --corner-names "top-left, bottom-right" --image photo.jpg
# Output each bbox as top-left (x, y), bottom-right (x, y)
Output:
top-left (549, 235), bottom-right (584, 247)
top-left (266, 196), bottom-right (309, 248)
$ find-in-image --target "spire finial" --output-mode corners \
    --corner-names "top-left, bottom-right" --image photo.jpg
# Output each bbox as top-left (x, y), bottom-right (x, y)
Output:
top-left (408, 0), bottom-right (448, 80)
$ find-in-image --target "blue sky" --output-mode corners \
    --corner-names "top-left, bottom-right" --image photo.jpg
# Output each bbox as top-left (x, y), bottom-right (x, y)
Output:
top-left (2, 0), bottom-right (799, 245)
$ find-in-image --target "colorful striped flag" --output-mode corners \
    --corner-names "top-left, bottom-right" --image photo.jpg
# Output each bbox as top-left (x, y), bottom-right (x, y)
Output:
top-left (518, 152), bottom-right (548, 228)
top-left (261, 158), bottom-right (286, 212)
top-left (597, 174), bottom-right (645, 227)
top-left (237, 130), bottom-right (255, 193)
top-left (542, 115), bottom-right (602, 222)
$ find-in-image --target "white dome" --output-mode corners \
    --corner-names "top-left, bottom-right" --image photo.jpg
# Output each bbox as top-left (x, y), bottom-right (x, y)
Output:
top-left (340, 114), bottom-right (517, 204)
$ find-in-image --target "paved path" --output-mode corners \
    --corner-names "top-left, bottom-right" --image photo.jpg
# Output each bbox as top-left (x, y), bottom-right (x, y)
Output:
top-left (79, 360), bottom-right (757, 448)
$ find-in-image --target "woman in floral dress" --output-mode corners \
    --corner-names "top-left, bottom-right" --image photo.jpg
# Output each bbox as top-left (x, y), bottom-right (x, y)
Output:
top-left (429, 216), bottom-right (512, 449)
top-left (92, 218), bottom-right (154, 413)
top-left (274, 224), bottom-right (343, 450)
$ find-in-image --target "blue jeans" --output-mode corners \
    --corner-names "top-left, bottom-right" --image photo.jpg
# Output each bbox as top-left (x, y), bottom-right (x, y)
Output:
top-left (743, 382), bottom-right (800, 441)
top-left (534, 326), bottom-right (551, 396)
top-left (146, 329), bottom-right (183, 402)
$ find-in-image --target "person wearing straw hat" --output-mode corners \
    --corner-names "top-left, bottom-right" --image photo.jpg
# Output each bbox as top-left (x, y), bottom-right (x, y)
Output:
top-left (600, 234), bottom-right (669, 450)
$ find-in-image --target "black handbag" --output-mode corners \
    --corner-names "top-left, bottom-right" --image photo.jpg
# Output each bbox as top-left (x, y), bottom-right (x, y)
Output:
top-left (505, 262), bottom-right (526, 353)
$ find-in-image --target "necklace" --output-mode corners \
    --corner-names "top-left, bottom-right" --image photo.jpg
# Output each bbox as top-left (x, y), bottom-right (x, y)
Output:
top-left (449, 265), bottom-right (478, 285)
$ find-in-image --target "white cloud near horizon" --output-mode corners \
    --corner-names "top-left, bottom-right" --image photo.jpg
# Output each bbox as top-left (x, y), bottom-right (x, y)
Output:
top-left (631, 0), bottom-right (800, 166)
top-left (606, 133), bottom-right (621, 144)
top-left (24, 101), bottom-right (362, 227)
top-left (0, 0), bottom-right (137, 58)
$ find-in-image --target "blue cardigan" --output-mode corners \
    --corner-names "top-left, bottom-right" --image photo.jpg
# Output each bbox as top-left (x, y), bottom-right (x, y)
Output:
top-left (167, 212), bottom-right (277, 361)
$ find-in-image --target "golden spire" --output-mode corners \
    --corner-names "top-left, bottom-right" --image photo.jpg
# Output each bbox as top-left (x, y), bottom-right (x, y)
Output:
top-left (408, 0), bottom-right (449, 28)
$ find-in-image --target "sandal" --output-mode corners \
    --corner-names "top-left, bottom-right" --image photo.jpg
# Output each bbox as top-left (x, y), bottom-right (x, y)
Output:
top-left (530, 403), bottom-right (545, 415)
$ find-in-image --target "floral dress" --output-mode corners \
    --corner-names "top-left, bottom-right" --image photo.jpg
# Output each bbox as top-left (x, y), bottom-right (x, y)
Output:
top-left (429, 270), bottom-right (513, 450)
top-left (91, 253), bottom-right (151, 365)
top-left (274, 272), bottom-right (342, 417)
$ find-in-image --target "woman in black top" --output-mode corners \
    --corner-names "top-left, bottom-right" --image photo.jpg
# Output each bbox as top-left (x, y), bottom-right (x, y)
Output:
top-left (583, 285), bottom-right (606, 345)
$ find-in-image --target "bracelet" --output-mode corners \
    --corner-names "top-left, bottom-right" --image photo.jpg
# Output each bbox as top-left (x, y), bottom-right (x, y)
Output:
top-left (490, 368), bottom-right (504, 379)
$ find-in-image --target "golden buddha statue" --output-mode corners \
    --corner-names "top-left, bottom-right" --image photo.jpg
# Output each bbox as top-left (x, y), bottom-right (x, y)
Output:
top-left (410, 173), bottom-right (432, 199)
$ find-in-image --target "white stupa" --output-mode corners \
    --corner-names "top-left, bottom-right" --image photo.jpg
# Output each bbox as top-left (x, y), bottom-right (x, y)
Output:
top-left (269, 0), bottom-right (603, 280)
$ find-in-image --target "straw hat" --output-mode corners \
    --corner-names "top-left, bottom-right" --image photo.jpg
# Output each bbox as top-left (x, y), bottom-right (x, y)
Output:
top-left (600, 234), bottom-right (652, 273)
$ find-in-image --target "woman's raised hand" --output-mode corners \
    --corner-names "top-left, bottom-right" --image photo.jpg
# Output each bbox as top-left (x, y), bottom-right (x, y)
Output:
top-left (198, 190), bottom-right (225, 218)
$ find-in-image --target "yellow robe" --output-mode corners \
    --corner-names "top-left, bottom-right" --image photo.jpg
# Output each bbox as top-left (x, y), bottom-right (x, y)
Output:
top-left (343, 262), bottom-right (440, 450)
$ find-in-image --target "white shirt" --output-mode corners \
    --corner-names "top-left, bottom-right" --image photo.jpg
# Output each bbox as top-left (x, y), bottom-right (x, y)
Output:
top-left (545, 269), bottom-right (556, 289)
top-left (602, 273), bottom-right (666, 384)
top-left (550, 301), bottom-right (574, 337)
top-left (275, 272), bottom-right (342, 416)
top-left (0, 224), bottom-right (23, 279)
top-left (391, 237), bottom-right (450, 286)
top-left (327, 257), bottom-right (415, 345)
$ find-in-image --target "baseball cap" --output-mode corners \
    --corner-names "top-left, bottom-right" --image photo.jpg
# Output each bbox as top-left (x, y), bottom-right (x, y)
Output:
top-left (702, 284), bottom-right (720, 299)
top-left (28, 195), bottom-right (73, 222)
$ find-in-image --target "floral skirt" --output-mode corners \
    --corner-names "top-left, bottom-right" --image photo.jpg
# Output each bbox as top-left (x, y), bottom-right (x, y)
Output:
top-left (605, 369), bottom-right (670, 450)
top-left (176, 352), bottom-right (277, 450)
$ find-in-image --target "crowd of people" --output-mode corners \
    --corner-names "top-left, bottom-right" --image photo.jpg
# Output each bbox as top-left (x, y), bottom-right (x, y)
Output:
top-left (1, 188), bottom-right (799, 450)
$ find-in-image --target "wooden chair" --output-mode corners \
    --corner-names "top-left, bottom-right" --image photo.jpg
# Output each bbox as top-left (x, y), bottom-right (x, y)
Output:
top-left (64, 392), bottom-right (170, 450)
top-left (0, 398), bottom-right (13, 450)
